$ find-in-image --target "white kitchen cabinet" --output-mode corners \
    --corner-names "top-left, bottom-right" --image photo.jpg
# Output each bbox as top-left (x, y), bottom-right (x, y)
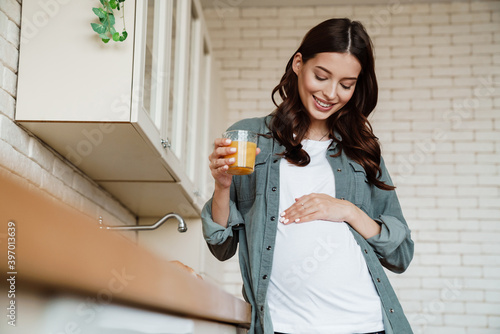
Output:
top-left (15, 0), bottom-right (220, 217)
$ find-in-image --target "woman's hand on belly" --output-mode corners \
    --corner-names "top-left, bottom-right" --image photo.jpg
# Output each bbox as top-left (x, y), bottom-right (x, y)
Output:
top-left (279, 193), bottom-right (381, 239)
top-left (280, 193), bottom-right (354, 224)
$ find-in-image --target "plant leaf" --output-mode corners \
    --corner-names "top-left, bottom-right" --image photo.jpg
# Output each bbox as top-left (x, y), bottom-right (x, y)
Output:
top-left (91, 23), bottom-right (106, 34)
top-left (92, 7), bottom-right (106, 18)
top-left (92, 0), bottom-right (126, 44)
top-left (108, 13), bottom-right (115, 26)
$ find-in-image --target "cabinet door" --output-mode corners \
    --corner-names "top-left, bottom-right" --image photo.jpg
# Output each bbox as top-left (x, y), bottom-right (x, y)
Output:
top-left (163, 0), bottom-right (177, 157)
top-left (196, 40), bottom-right (212, 199)
top-left (16, 0), bottom-right (135, 122)
top-left (185, 6), bottom-right (200, 183)
top-left (166, 0), bottom-right (211, 201)
top-left (183, 0), bottom-right (213, 200)
top-left (132, 0), bottom-right (174, 153)
top-left (168, 0), bottom-right (191, 161)
top-left (143, 0), bottom-right (168, 129)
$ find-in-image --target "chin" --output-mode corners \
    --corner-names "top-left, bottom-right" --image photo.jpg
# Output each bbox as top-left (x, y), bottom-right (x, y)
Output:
top-left (309, 108), bottom-right (338, 120)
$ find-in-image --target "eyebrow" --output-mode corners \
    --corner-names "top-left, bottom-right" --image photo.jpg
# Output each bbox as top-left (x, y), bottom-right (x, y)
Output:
top-left (315, 66), bottom-right (358, 80)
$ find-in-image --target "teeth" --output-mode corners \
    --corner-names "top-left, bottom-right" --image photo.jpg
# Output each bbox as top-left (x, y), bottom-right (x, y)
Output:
top-left (314, 96), bottom-right (332, 108)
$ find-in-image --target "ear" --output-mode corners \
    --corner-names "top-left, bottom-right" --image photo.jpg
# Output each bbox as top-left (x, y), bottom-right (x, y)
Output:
top-left (292, 53), bottom-right (303, 75)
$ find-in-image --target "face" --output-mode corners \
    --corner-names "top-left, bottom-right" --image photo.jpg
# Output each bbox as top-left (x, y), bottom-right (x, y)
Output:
top-left (292, 52), bottom-right (362, 126)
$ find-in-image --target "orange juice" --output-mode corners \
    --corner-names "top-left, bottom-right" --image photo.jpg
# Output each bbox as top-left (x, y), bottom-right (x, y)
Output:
top-left (226, 141), bottom-right (257, 175)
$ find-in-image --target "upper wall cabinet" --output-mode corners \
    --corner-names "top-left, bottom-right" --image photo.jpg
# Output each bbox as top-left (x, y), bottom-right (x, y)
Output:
top-left (16, 0), bottom-right (222, 217)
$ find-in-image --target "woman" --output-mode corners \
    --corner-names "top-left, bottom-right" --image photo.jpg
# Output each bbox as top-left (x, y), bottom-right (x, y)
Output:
top-left (202, 18), bottom-right (414, 334)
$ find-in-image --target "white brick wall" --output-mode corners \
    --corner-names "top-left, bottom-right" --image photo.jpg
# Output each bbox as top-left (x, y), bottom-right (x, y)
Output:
top-left (0, 2), bottom-right (135, 229)
top-left (204, 1), bottom-right (500, 333)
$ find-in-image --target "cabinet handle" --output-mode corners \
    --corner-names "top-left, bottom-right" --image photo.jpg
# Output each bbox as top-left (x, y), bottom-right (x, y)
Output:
top-left (99, 213), bottom-right (187, 233)
top-left (160, 138), bottom-right (171, 149)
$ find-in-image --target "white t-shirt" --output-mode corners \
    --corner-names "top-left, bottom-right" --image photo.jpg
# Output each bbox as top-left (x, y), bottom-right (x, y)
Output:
top-left (267, 139), bottom-right (384, 334)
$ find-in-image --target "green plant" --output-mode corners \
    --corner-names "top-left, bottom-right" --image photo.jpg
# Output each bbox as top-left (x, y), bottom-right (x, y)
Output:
top-left (91, 0), bottom-right (127, 43)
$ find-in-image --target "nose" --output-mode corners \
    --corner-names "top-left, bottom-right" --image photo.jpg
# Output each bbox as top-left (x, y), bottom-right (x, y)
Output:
top-left (323, 82), bottom-right (337, 101)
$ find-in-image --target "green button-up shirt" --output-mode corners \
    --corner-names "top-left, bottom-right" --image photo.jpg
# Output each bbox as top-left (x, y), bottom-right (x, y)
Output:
top-left (202, 116), bottom-right (414, 334)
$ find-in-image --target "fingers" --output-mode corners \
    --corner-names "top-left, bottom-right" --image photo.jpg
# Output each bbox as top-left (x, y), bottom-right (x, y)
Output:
top-left (280, 197), bottom-right (311, 224)
top-left (214, 137), bottom-right (231, 148)
top-left (211, 156), bottom-right (235, 171)
top-left (279, 194), bottom-right (339, 225)
top-left (210, 138), bottom-right (233, 159)
top-left (209, 138), bottom-right (261, 172)
top-left (209, 138), bottom-right (235, 171)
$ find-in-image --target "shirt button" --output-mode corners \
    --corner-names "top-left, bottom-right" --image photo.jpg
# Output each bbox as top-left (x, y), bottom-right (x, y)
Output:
top-left (340, 197), bottom-right (345, 200)
top-left (267, 246), bottom-right (272, 250)
top-left (271, 216), bottom-right (276, 221)
top-left (272, 187), bottom-right (277, 192)
top-left (364, 249), bottom-right (368, 254)
top-left (273, 159), bottom-right (278, 163)
top-left (263, 275), bottom-right (268, 280)
top-left (260, 306), bottom-right (264, 311)
top-left (337, 168), bottom-right (342, 172)
top-left (390, 308), bottom-right (394, 313)
top-left (377, 278), bottom-right (381, 283)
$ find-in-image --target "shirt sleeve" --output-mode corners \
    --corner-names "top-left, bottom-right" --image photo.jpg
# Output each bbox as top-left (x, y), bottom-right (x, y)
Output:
top-left (365, 157), bottom-right (414, 274)
top-left (201, 185), bottom-right (244, 261)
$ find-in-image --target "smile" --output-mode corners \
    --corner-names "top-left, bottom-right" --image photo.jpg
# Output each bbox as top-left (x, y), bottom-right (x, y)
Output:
top-left (313, 96), bottom-right (333, 108)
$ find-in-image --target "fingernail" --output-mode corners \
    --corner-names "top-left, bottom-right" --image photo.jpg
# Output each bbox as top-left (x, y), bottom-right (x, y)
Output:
top-left (284, 218), bottom-right (289, 224)
top-left (225, 139), bottom-right (231, 144)
top-left (230, 147), bottom-right (236, 153)
top-left (229, 158), bottom-right (235, 163)
top-left (279, 217), bottom-right (285, 223)
top-left (280, 211), bottom-right (286, 217)
top-left (295, 218), bottom-right (300, 223)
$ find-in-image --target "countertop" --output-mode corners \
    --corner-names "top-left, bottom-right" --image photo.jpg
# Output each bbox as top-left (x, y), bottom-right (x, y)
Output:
top-left (0, 166), bottom-right (251, 327)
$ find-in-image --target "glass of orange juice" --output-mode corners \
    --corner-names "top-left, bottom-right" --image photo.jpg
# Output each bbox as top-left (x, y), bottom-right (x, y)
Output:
top-left (222, 130), bottom-right (258, 175)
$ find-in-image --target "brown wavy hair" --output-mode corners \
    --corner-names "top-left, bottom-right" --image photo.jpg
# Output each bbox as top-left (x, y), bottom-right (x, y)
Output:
top-left (269, 18), bottom-right (394, 190)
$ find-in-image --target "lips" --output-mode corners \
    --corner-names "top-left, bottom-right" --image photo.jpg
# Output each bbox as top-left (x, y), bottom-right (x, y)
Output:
top-left (313, 95), bottom-right (334, 111)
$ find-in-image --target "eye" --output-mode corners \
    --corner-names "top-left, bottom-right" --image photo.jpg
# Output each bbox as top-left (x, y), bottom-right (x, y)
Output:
top-left (341, 84), bottom-right (352, 90)
top-left (315, 74), bottom-right (327, 81)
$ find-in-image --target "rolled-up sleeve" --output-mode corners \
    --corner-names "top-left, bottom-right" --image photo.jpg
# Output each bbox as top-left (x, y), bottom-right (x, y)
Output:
top-left (201, 195), bottom-right (244, 261)
top-left (366, 214), bottom-right (413, 273)
top-left (365, 158), bottom-right (414, 274)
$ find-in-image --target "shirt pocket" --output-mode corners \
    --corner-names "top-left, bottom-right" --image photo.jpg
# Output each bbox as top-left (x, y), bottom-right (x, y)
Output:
top-left (235, 151), bottom-right (270, 213)
top-left (349, 161), bottom-right (371, 210)
top-left (254, 151), bottom-right (270, 196)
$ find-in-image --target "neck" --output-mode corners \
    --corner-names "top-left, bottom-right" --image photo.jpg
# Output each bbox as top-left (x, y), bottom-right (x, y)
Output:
top-left (306, 123), bottom-right (329, 141)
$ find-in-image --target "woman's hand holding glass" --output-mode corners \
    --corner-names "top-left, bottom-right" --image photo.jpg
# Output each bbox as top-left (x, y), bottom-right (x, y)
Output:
top-left (208, 138), bottom-right (261, 189)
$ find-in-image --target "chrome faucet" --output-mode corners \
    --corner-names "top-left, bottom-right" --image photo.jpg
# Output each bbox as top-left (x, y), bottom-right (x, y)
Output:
top-left (99, 213), bottom-right (187, 233)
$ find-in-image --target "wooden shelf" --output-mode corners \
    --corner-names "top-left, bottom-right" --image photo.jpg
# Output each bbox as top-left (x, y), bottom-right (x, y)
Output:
top-left (0, 167), bottom-right (251, 326)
